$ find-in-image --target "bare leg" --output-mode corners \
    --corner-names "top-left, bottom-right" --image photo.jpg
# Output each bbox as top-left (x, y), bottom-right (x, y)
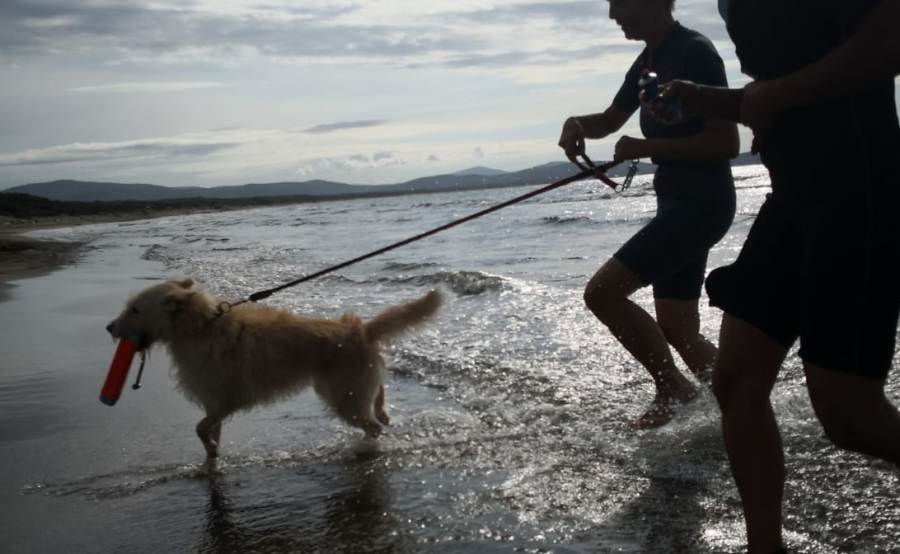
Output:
top-left (374, 384), bottom-right (390, 426)
top-left (197, 413), bottom-right (225, 459)
top-left (584, 258), bottom-right (696, 429)
top-left (713, 315), bottom-right (788, 553)
top-left (805, 363), bottom-right (900, 464)
top-left (655, 297), bottom-right (718, 383)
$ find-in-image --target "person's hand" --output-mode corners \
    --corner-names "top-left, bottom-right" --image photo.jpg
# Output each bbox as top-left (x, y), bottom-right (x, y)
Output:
top-left (741, 80), bottom-right (781, 153)
top-left (740, 80), bottom-right (781, 129)
top-left (558, 117), bottom-right (587, 165)
top-left (614, 135), bottom-right (647, 161)
top-left (645, 79), bottom-right (700, 124)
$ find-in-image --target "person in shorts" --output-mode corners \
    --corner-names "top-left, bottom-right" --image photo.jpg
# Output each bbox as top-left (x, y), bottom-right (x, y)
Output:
top-left (653, 0), bottom-right (900, 550)
top-left (558, 0), bottom-right (738, 428)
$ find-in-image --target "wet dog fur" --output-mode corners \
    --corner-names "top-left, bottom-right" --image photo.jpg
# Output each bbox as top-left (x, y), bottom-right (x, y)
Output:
top-left (106, 279), bottom-right (441, 458)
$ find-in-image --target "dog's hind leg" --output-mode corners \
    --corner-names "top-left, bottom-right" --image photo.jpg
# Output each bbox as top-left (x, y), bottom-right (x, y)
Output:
top-left (362, 419), bottom-right (382, 438)
top-left (197, 413), bottom-right (225, 458)
top-left (375, 385), bottom-right (390, 426)
top-left (336, 395), bottom-right (382, 438)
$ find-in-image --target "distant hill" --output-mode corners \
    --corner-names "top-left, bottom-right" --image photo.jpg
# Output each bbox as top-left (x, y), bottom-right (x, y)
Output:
top-left (5, 179), bottom-right (369, 202)
top-left (0, 191), bottom-right (318, 220)
top-left (451, 166), bottom-right (508, 177)
top-left (5, 153), bottom-right (761, 203)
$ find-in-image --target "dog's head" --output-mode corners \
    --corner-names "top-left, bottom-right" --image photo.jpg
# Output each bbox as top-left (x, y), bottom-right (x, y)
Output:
top-left (106, 279), bottom-right (213, 348)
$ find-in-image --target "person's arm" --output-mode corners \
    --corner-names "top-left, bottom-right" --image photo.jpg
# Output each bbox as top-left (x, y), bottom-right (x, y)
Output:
top-left (742, 0), bottom-right (900, 126)
top-left (656, 82), bottom-right (744, 122)
top-left (613, 118), bottom-right (739, 162)
top-left (572, 105), bottom-right (632, 138)
top-left (621, 118), bottom-right (739, 162)
top-left (559, 56), bottom-right (643, 163)
top-left (558, 105), bottom-right (633, 163)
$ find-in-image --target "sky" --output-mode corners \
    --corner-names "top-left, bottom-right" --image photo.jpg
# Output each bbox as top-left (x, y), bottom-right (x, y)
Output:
top-left (0, 0), bottom-right (896, 189)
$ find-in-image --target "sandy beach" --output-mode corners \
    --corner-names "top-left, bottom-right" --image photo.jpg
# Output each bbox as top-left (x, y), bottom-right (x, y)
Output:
top-left (0, 208), bottom-right (237, 302)
top-left (0, 221), bottom-right (89, 303)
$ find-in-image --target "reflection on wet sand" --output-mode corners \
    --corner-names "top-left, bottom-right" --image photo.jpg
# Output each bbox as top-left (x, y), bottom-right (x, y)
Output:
top-left (199, 450), bottom-right (404, 553)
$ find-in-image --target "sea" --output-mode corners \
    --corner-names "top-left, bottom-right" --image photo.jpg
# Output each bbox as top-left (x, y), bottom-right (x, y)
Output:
top-left (1, 164), bottom-right (898, 553)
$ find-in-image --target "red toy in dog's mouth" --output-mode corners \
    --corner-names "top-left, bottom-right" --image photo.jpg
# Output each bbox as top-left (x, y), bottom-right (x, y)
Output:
top-left (99, 334), bottom-right (141, 406)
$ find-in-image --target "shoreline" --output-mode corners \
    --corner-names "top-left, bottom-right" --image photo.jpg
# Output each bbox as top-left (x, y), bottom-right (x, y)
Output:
top-left (0, 208), bottom-right (225, 303)
top-left (0, 235), bottom-right (87, 303)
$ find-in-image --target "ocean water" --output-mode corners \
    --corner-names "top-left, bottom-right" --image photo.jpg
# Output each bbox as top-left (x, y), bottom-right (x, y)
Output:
top-left (1, 165), bottom-right (898, 553)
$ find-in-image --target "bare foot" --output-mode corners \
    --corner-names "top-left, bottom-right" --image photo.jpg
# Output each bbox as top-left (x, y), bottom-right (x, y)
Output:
top-left (632, 387), bottom-right (698, 430)
top-left (689, 365), bottom-right (714, 385)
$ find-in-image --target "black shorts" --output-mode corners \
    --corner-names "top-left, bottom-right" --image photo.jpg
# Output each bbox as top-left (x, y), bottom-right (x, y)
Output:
top-left (706, 185), bottom-right (900, 379)
top-left (615, 180), bottom-right (735, 300)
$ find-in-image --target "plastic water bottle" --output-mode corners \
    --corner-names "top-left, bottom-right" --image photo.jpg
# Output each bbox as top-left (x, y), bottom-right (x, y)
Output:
top-left (100, 335), bottom-right (140, 406)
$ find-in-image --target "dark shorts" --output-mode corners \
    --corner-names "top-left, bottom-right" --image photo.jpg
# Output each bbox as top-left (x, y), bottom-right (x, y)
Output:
top-left (614, 177), bottom-right (736, 300)
top-left (705, 186), bottom-right (900, 379)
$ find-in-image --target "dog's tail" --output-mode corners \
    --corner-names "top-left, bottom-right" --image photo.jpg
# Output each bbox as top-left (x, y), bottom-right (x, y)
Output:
top-left (365, 289), bottom-right (442, 343)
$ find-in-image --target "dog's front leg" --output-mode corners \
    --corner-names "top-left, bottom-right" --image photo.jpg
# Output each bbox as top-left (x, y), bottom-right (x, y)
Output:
top-left (196, 413), bottom-right (224, 458)
top-left (375, 385), bottom-right (390, 426)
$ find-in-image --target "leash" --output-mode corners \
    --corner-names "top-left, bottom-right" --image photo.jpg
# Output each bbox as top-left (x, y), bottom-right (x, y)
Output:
top-left (220, 155), bottom-right (638, 311)
top-left (131, 351), bottom-right (148, 390)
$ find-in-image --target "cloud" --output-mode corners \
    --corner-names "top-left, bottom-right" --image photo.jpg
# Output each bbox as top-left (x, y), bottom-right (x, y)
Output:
top-left (449, 1), bottom-right (606, 27)
top-left (0, 0), bottom-right (745, 188)
top-left (434, 42), bottom-right (636, 70)
top-left (0, 1), bottom-right (645, 71)
top-left (294, 151), bottom-right (406, 176)
top-left (303, 119), bottom-right (388, 134)
top-left (0, 1), bottom-right (474, 64)
top-left (69, 81), bottom-right (228, 94)
top-left (0, 138), bottom-right (239, 167)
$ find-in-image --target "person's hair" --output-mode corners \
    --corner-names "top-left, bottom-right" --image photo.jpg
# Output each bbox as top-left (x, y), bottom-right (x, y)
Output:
top-left (667, 0), bottom-right (676, 11)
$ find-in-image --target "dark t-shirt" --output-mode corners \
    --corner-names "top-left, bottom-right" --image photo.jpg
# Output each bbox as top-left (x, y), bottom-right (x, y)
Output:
top-left (724, 0), bottom-right (900, 195)
top-left (612, 22), bottom-right (733, 198)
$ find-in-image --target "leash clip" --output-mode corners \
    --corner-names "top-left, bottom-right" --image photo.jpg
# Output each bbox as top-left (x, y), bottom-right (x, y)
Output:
top-left (214, 298), bottom-right (249, 320)
top-left (619, 159), bottom-right (639, 192)
top-left (215, 301), bottom-right (233, 319)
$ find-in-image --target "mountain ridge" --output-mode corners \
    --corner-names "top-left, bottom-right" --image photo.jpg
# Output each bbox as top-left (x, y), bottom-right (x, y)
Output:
top-left (4, 153), bottom-right (761, 202)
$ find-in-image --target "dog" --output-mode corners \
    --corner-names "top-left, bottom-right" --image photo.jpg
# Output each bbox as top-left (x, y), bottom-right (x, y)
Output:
top-left (106, 279), bottom-right (441, 458)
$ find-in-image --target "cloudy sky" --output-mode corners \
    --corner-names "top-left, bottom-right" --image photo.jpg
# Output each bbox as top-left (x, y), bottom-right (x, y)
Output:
top-left (0, 1), bottom-right (895, 189)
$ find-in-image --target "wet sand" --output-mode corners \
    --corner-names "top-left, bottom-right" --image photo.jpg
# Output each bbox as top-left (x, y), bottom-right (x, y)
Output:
top-left (0, 233), bottom-right (87, 303)
top-left (0, 209), bottom-right (225, 302)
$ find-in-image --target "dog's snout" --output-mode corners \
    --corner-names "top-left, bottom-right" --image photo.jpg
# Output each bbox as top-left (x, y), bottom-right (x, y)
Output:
top-left (106, 321), bottom-right (116, 335)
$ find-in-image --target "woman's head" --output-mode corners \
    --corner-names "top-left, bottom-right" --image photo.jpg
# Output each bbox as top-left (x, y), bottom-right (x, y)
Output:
top-left (608, 0), bottom-right (675, 41)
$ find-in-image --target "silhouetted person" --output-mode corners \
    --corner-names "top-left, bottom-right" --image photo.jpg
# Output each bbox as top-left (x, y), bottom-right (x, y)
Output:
top-left (653, 0), bottom-right (900, 550)
top-left (559, 0), bottom-right (738, 428)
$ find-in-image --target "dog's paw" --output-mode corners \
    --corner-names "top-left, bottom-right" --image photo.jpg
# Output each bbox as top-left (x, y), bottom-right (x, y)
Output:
top-left (376, 411), bottom-right (390, 426)
top-left (363, 422), bottom-right (383, 438)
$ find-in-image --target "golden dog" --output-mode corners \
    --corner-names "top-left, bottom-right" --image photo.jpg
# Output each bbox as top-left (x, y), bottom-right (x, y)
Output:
top-left (106, 279), bottom-right (441, 458)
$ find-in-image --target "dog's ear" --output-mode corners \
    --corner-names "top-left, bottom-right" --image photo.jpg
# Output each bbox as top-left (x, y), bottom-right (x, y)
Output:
top-left (163, 289), bottom-right (195, 313)
top-left (174, 278), bottom-right (194, 289)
